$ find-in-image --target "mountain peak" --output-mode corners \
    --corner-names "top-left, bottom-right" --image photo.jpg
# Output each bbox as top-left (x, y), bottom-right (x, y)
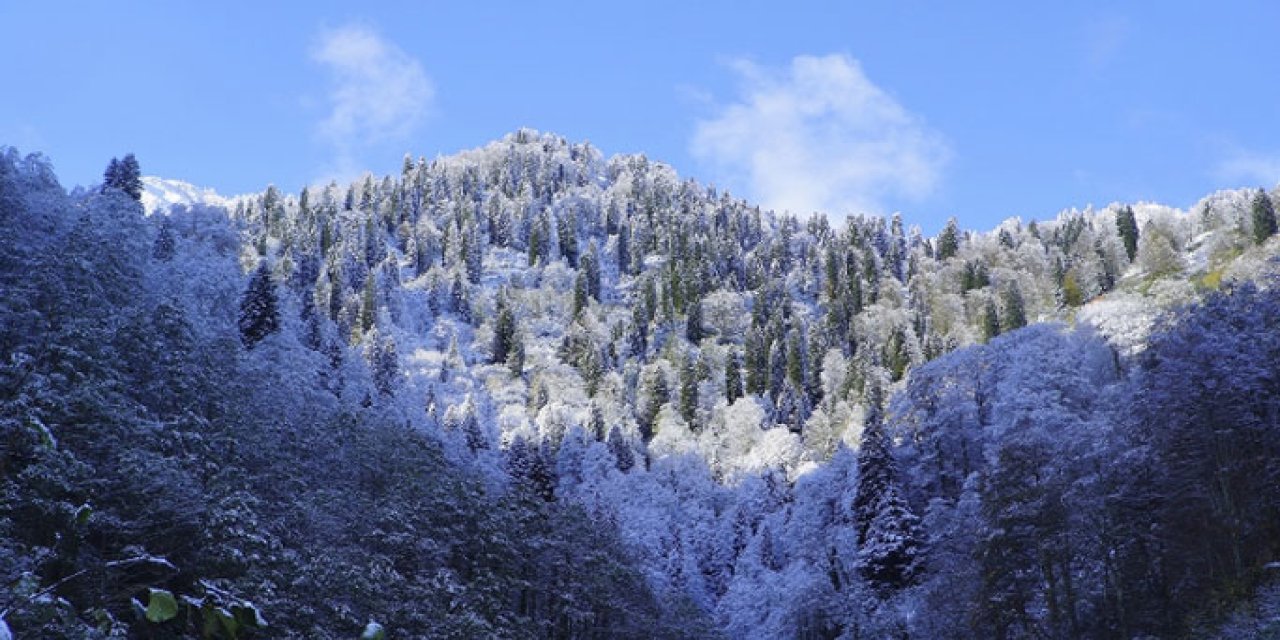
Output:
top-left (139, 176), bottom-right (228, 214)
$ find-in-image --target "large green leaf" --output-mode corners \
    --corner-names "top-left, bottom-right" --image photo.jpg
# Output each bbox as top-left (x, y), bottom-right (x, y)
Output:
top-left (74, 503), bottom-right (92, 527)
top-left (145, 588), bottom-right (178, 623)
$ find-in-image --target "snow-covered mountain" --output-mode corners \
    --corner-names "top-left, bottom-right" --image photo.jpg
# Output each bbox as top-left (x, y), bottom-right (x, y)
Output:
top-left (4, 132), bottom-right (1280, 639)
top-left (139, 176), bottom-right (228, 214)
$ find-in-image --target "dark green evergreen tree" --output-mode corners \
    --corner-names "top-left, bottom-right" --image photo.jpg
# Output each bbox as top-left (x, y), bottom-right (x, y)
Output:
top-left (589, 403), bottom-right (607, 441)
top-left (370, 329), bottom-right (400, 396)
top-left (238, 262), bottom-right (281, 348)
top-left (461, 401), bottom-right (488, 451)
top-left (857, 483), bottom-right (924, 592)
top-left (725, 351), bottom-right (743, 404)
top-left (493, 293), bottom-right (518, 364)
top-left (1251, 189), bottom-right (1277, 245)
top-left (572, 269), bottom-right (589, 317)
top-left (685, 296), bottom-right (705, 342)
top-left (583, 241), bottom-right (602, 300)
top-left (450, 273), bottom-right (471, 322)
top-left (982, 299), bottom-right (1001, 343)
top-left (359, 272), bottom-right (377, 335)
top-left (607, 426), bottom-right (635, 473)
top-left (102, 153), bottom-right (143, 201)
top-left (507, 333), bottom-right (526, 377)
top-left (558, 212), bottom-right (579, 267)
top-left (1001, 284), bottom-right (1027, 332)
top-left (1116, 205), bottom-right (1139, 262)
top-left (617, 223), bottom-right (633, 275)
top-left (936, 217), bottom-right (960, 260)
top-left (679, 355), bottom-right (699, 428)
top-left (744, 328), bottom-right (767, 395)
top-left (852, 383), bottom-right (891, 545)
top-left (639, 367), bottom-right (669, 441)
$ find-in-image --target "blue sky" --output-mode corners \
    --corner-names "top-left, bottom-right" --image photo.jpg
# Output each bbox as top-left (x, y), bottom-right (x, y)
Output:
top-left (3, 1), bottom-right (1278, 232)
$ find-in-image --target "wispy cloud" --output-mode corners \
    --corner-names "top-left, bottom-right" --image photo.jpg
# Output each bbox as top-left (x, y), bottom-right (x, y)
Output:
top-left (1215, 149), bottom-right (1280, 188)
top-left (690, 54), bottom-right (949, 217)
top-left (1082, 14), bottom-right (1129, 72)
top-left (311, 24), bottom-right (433, 177)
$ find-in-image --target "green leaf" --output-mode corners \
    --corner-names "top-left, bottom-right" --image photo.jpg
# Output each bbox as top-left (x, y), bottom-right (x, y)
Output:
top-left (145, 588), bottom-right (178, 623)
top-left (231, 602), bottom-right (267, 628)
top-left (361, 621), bottom-right (386, 640)
top-left (214, 607), bottom-right (238, 638)
top-left (74, 504), bottom-right (92, 527)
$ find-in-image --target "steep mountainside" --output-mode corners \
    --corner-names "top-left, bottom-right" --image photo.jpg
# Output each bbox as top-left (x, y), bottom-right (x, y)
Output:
top-left (3, 133), bottom-right (1279, 638)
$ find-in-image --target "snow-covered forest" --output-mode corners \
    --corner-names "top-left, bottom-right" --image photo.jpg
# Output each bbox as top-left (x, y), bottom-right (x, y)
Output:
top-left (3, 131), bottom-right (1280, 638)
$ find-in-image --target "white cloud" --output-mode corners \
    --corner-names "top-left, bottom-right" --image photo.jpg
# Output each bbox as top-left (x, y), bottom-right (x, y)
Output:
top-left (691, 54), bottom-right (949, 217)
top-left (1215, 149), bottom-right (1280, 188)
top-left (312, 25), bottom-right (433, 174)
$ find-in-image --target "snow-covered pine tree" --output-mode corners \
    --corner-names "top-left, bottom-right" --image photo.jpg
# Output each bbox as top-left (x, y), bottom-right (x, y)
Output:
top-left (857, 482), bottom-right (924, 592)
top-left (153, 217), bottom-right (175, 262)
top-left (239, 262), bottom-right (281, 348)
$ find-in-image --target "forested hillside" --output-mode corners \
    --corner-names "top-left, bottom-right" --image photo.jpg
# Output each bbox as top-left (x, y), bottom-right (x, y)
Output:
top-left (3, 131), bottom-right (1279, 638)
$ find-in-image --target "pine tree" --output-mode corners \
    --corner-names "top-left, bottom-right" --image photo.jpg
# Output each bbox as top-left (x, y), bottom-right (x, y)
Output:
top-left (607, 426), bottom-right (635, 473)
top-left (359, 272), bottom-right (377, 336)
top-left (102, 153), bottom-right (143, 201)
top-left (529, 210), bottom-right (553, 266)
top-left (685, 297), bottom-right (705, 343)
top-left (982, 299), bottom-right (1001, 342)
top-left (777, 380), bottom-right (809, 433)
top-left (507, 334), bottom-right (526, 377)
top-left (1116, 205), bottom-right (1139, 262)
top-left (558, 212), bottom-right (579, 268)
top-left (768, 339), bottom-right (787, 402)
top-left (239, 262), bottom-right (281, 349)
top-left (583, 241), bottom-right (602, 300)
top-left (102, 157), bottom-right (120, 193)
top-left (857, 483), bottom-right (924, 592)
top-left (639, 368), bottom-right (669, 441)
top-left (629, 302), bottom-right (648, 358)
top-left (786, 329), bottom-right (808, 388)
top-left (369, 329), bottom-right (399, 396)
top-left (725, 351), bottom-right (743, 404)
top-left (884, 327), bottom-right (910, 383)
top-left (744, 328), bottom-right (767, 395)
top-left (461, 400), bottom-right (488, 451)
top-left (118, 153), bottom-right (143, 201)
top-left (617, 223), bottom-right (633, 275)
top-left (572, 270), bottom-right (589, 317)
top-left (589, 403), bottom-right (607, 441)
top-left (462, 220), bottom-right (483, 283)
top-left (850, 379), bottom-right (925, 593)
top-left (152, 218), bottom-right (175, 262)
top-left (852, 383), bottom-right (892, 545)
top-left (493, 293), bottom-right (517, 364)
top-left (1001, 284), bottom-right (1027, 332)
top-left (451, 273), bottom-right (471, 322)
top-left (1251, 189), bottom-right (1277, 245)
top-left (937, 217), bottom-right (960, 260)
top-left (679, 355), bottom-right (699, 428)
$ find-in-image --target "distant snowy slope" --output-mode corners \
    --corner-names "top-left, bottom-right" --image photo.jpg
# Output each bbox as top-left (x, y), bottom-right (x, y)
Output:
top-left (140, 176), bottom-right (228, 214)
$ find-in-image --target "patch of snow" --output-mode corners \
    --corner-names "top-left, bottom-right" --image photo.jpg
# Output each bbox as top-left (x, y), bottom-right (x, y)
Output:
top-left (140, 176), bottom-right (228, 215)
